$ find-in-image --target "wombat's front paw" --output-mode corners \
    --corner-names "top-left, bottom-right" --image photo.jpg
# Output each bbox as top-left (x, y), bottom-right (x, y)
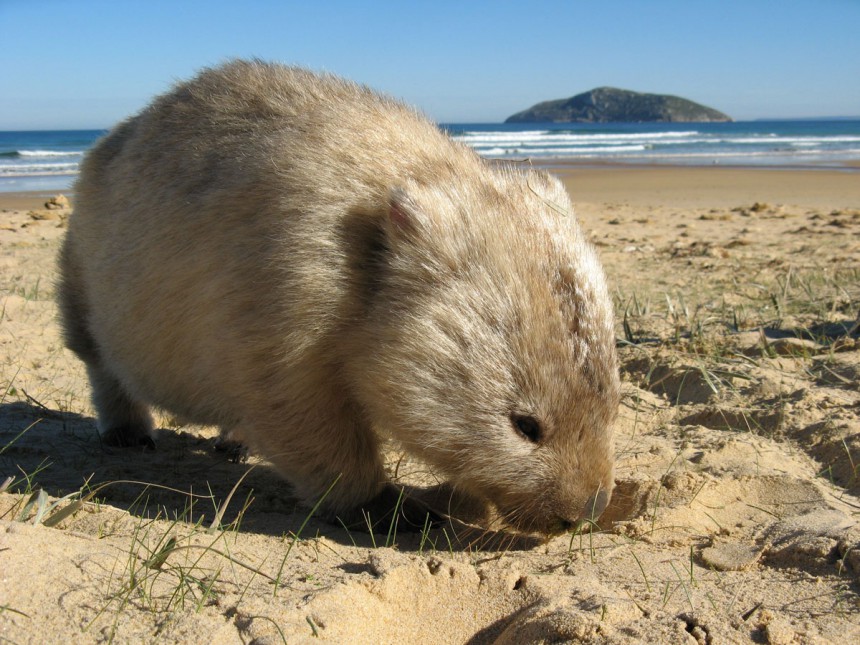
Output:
top-left (213, 436), bottom-right (248, 463)
top-left (409, 483), bottom-right (493, 527)
top-left (101, 425), bottom-right (156, 449)
top-left (336, 484), bottom-right (443, 533)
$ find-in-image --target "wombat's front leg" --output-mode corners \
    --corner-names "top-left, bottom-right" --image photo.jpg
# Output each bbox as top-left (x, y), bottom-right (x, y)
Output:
top-left (335, 484), bottom-right (445, 533)
top-left (249, 403), bottom-right (413, 527)
top-left (408, 483), bottom-right (493, 527)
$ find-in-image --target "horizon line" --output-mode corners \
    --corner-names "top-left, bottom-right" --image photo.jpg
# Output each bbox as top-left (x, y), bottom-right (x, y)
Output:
top-left (3, 115), bottom-right (860, 132)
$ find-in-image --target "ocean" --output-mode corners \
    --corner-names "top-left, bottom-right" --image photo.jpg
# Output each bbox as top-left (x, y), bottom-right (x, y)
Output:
top-left (0, 130), bottom-right (101, 193)
top-left (2, 120), bottom-right (859, 193)
top-left (444, 120), bottom-right (860, 167)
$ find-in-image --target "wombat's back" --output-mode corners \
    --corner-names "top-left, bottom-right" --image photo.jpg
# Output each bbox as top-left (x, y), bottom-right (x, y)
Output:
top-left (64, 61), bottom-right (479, 425)
top-left (77, 62), bottom-right (472, 230)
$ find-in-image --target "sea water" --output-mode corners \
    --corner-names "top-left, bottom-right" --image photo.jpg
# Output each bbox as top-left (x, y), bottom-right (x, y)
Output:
top-left (444, 120), bottom-right (860, 167)
top-left (0, 130), bottom-right (102, 192)
top-left (1, 121), bottom-right (859, 193)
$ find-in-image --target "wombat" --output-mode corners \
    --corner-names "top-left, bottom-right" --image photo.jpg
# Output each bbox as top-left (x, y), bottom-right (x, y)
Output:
top-left (58, 60), bottom-right (620, 535)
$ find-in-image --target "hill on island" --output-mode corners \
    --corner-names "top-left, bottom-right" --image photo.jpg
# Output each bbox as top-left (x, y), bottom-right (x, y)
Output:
top-left (506, 87), bottom-right (732, 123)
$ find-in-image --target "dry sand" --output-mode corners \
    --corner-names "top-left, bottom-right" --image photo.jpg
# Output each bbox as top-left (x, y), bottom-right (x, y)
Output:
top-left (1, 166), bottom-right (859, 643)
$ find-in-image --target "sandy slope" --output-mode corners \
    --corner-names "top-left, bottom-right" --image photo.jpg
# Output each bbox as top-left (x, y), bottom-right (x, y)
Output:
top-left (1, 166), bottom-right (859, 643)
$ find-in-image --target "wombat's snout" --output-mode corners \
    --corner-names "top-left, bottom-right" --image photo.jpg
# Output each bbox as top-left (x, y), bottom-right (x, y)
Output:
top-left (554, 488), bottom-right (612, 534)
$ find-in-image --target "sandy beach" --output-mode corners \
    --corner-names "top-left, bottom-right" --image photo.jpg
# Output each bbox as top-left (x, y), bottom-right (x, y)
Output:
top-left (1, 165), bottom-right (858, 643)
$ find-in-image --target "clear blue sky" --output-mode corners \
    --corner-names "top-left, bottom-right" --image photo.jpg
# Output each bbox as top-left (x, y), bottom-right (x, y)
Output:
top-left (2, 0), bottom-right (858, 130)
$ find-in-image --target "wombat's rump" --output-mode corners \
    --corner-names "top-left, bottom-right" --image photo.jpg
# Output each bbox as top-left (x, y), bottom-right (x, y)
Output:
top-left (58, 60), bottom-right (620, 535)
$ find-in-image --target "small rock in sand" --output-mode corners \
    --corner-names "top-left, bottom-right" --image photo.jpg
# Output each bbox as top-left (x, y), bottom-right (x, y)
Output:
top-left (44, 194), bottom-right (70, 210)
top-left (701, 542), bottom-right (763, 571)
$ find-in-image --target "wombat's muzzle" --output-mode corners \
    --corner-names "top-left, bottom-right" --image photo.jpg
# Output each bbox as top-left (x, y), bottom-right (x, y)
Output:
top-left (566, 488), bottom-right (611, 532)
top-left (550, 488), bottom-right (612, 535)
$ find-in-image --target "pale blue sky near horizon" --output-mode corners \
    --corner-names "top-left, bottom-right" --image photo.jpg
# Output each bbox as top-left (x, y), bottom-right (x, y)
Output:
top-left (2, 0), bottom-right (859, 130)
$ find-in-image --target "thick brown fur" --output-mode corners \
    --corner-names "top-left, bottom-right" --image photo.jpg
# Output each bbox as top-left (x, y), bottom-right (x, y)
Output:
top-left (58, 60), bottom-right (620, 535)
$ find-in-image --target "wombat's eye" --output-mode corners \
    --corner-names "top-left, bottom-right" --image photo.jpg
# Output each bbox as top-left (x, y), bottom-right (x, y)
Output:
top-left (511, 413), bottom-right (542, 443)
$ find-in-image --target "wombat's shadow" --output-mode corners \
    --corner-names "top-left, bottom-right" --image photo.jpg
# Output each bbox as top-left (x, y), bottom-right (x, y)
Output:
top-left (0, 401), bottom-right (541, 551)
top-left (761, 318), bottom-right (858, 343)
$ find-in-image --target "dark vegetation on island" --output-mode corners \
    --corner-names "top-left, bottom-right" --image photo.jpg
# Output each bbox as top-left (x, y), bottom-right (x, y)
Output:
top-left (506, 87), bottom-right (732, 123)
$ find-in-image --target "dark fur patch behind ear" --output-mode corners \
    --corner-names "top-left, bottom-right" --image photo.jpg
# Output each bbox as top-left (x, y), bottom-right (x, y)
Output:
top-left (339, 207), bottom-right (391, 303)
top-left (553, 266), bottom-right (581, 338)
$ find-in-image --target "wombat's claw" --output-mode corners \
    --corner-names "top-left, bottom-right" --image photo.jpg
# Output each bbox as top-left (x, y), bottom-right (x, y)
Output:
top-left (396, 497), bottom-right (446, 530)
top-left (101, 426), bottom-right (156, 450)
top-left (213, 437), bottom-right (248, 463)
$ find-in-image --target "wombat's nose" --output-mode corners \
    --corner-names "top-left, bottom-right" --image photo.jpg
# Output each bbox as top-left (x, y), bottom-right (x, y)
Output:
top-left (581, 489), bottom-right (610, 522)
top-left (552, 491), bottom-right (612, 534)
top-left (557, 518), bottom-right (576, 532)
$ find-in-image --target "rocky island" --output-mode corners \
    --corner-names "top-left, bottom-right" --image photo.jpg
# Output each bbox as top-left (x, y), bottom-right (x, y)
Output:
top-left (506, 87), bottom-right (732, 123)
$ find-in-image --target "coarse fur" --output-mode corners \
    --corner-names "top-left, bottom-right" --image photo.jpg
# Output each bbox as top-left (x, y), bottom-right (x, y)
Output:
top-left (57, 60), bottom-right (620, 535)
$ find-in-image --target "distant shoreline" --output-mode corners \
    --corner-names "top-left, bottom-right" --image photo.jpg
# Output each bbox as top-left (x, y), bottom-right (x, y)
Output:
top-left (0, 174), bottom-right (77, 194)
top-left (4, 163), bottom-right (860, 212)
top-left (4, 121), bottom-right (860, 192)
top-left (3, 155), bottom-right (860, 195)
top-left (532, 157), bottom-right (860, 173)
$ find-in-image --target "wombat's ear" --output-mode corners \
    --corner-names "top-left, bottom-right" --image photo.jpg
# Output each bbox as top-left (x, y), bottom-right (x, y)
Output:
top-left (386, 187), bottom-right (427, 241)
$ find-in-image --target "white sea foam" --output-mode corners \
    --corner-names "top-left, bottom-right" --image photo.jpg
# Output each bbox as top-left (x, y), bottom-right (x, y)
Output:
top-left (721, 136), bottom-right (860, 145)
top-left (450, 124), bottom-right (860, 165)
top-left (0, 162), bottom-right (79, 176)
top-left (579, 149), bottom-right (860, 165)
top-left (481, 145), bottom-right (648, 157)
top-left (455, 131), bottom-right (701, 144)
top-left (17, 149), bottom-right (83, 157)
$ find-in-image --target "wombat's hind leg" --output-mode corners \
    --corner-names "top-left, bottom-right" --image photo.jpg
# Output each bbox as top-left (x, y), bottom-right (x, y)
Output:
top-left (57, 245), bottom-right (155, 449)
top-left (86, 363), bottom-right (156, 448)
